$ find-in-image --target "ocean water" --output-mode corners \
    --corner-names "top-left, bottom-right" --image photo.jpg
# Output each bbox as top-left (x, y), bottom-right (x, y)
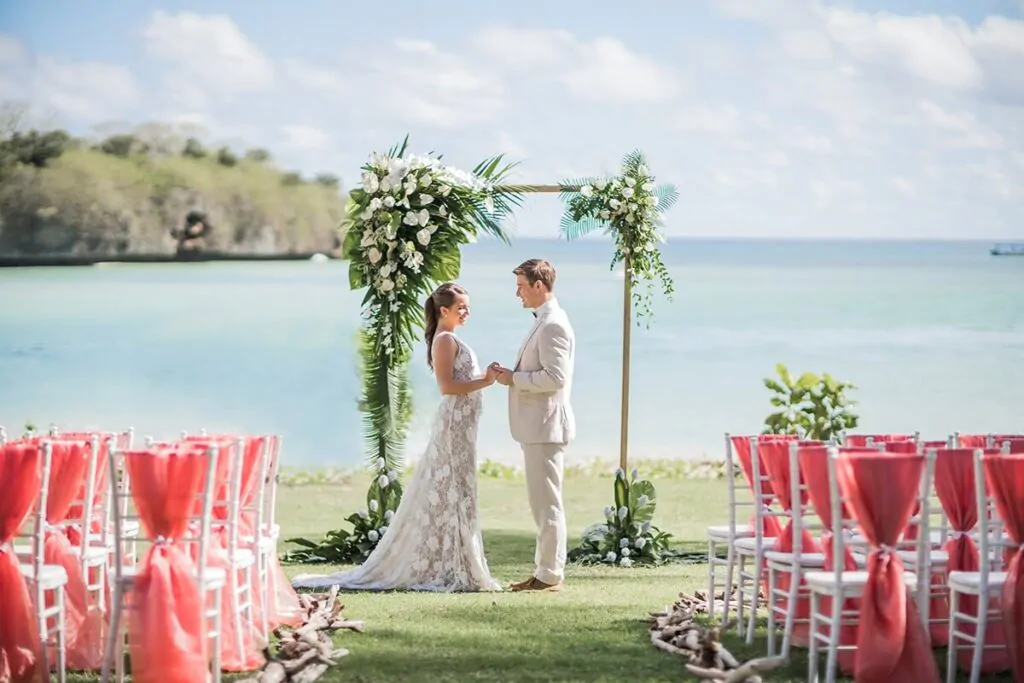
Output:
top-left (1, 238), bottom-right (1021, 467)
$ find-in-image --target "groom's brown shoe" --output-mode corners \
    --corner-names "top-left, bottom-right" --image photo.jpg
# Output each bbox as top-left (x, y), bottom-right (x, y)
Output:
top-left (511, 577), bottom-right (562, 592)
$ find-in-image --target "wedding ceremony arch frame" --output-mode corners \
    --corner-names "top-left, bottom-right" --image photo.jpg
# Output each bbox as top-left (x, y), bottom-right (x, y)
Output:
top-left (285, 139), bottom-right (676, 564)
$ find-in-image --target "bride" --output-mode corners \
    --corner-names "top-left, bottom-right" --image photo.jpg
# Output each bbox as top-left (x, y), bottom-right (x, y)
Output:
top-left (292, 282), bottom-right (503, 592)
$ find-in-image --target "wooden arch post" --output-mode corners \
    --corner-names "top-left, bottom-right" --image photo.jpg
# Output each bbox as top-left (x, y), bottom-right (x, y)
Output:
top-left (501, 183), bottom-right (632, 473)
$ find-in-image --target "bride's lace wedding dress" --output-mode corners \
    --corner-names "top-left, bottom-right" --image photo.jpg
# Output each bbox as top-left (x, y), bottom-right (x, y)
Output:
top-left (292, 331), bottom-right (501, 592)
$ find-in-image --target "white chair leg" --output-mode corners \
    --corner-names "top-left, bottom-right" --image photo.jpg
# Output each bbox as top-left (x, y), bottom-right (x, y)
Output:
top-left (735, 554), bottom-right (747, 635)
top-left (781, 565), bottom-right (800, 659)
top-left (825, 591), bottom-right (843, 683)
top-left (766, 564), bottom-right (777, 655)
top-left (212, 586), bottom-right (223, 683)
top-left (101, 582), bottom-right (123, 683)
top-left (55, 587), bottom-right (67, 683)
top-left (745, 550), bottom-right (764, 644)
top-left (945, 588), bottom-right (959, 683)
top-left (808, 591), bottom-right (820, 683)
top-left (721, 544), bottom-right (737, 625)
top-left (970, 591), bottom-right (988, 683)
top-left (229, 568), bottom-right (245, 662)
top-left (707, 539), bottom-right (718, 619)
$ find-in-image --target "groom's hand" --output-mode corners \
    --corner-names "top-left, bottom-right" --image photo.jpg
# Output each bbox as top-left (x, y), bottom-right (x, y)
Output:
top-left (489, 363), bottom-right (513, 386)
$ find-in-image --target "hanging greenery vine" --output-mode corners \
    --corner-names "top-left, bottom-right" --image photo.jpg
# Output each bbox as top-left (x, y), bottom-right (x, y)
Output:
top-left (284, 136), bottom-right (520, 564)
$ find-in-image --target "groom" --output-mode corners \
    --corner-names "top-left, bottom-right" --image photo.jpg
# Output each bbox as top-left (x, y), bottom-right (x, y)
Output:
top-left (490, 258), bottom-right (576, 592)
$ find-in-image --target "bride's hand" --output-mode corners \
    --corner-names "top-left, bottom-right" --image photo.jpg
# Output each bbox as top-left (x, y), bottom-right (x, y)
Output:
top-left (484, 365), bottom-right (500, 385)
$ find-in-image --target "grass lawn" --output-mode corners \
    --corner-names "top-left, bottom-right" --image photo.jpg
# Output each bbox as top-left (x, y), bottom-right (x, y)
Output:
top-left (272, 469), bottom-right (1012, 683)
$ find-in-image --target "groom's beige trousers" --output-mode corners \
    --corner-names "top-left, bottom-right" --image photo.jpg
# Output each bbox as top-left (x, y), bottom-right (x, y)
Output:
top-left (522, 442), bottom-right (567, 584)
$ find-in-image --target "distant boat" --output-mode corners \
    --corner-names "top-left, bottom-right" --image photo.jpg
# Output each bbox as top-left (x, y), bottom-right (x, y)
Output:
top-left (991, 243), bottom-right (1024, 256)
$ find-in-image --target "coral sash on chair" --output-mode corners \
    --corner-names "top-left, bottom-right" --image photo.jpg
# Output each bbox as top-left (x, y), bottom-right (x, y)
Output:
top-left (982, 454), bottom-right (1024, 682)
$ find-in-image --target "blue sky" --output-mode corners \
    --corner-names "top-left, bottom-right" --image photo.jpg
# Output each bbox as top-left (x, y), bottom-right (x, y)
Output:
top-left (1, 0), bottom-right (1022, 239)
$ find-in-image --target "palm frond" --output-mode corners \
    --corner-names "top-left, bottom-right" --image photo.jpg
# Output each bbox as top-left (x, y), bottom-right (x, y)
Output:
top-left (386, 135), bottom-right (410, 160)
top-left (358, 329), bottom-right (408, 471)
top-left (559, 213), bottom-right (605, 240)
top-left (654, 184), bottom-right (680, 214)
top-left (620, 149), bottom-right (647, 171)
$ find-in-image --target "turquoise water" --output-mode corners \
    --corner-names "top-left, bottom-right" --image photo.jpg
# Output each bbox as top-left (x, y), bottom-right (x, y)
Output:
top-left (1, 239), bottom-right (1021, 466)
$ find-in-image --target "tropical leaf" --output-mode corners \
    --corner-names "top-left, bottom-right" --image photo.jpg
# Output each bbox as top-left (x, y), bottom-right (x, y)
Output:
top-left (654, 184), bottom-right (680, 214)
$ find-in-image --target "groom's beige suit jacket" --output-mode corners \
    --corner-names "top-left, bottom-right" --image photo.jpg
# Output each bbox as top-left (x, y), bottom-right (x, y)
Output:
top-left (508, 298), bottom-right (576, 445)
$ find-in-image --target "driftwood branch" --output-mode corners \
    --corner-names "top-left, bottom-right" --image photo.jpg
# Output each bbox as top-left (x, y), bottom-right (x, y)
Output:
top-left (649, 591), bottom-right (786, 683)
top-left (236, 587), bottom-right (362, 683)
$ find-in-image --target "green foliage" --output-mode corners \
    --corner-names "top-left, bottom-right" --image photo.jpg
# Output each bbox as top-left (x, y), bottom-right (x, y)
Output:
top-left (569, 468), bottom-right (675, 566)
top-left (216, 147), bottom-right (238, 167)
top-left (281, 171), bottom-right (303, 186)
top-left (314, 173), bottom-right (340, 190)
top-left (99, 134), bottom-right (140, 158)
top-left (244, 148), bottom-right (272, 163)
top-left (558, 150), bottom-right (678, 325)
top-left (762, 363), bottom-right (860, 441)
top-left (182, 137), bottom-right (207, 159)
top-left (0, 129), bottom-right (70, 170)
top-left (287, 136), bottom-right (521, 563)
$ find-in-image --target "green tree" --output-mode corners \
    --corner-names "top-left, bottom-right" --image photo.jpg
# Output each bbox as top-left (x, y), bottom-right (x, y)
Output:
top-left (182, 137), bottom-right (207, 159)
top-left (216, 147), bottom-right (238, 167)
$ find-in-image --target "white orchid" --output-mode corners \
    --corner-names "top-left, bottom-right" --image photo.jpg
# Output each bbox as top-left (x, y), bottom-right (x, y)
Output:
top-left (622, 187), bottom-right (635, 199)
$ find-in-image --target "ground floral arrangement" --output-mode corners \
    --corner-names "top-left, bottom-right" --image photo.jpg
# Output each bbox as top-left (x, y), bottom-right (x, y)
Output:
top-left (284, 137), bottom-right (520, 564)
top-left (568, 468), bottom-right (676, 566)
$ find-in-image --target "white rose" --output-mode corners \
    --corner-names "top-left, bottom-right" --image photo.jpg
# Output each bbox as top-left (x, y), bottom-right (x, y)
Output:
top-left (609, 198), bottom-right (621, 210)
top-left (646, 196), bottom-right (658, 206)
top-left (379, 278), bottom-right (394, 292)
top-left (380, 177), bottom-right (392, 193)
top-left (384, 510), bottom-right (394, 521)
top-left (366, 247), bottom-right (382, 265)
top-left (599, 210), bottom-right (610, 220)
top-left (638, 164), bottom-right (649, 176)
top-left (417, 228), bottom-right (431, 246)
top-left (379, 262), bottom-right (392, 278)
top-left (368, 499), bottom-right (379, 512)
top-left (605, 552), bottom-right (617, 563)
top-left (625, 176), bottom-right (636, 188)
top-left (635, 537), bottom-right (647, 549)
top-left (595, 178), bottom-right (607, 191)
top-left (376, 457), bottom-right (386, 469)
top-left (620, 557), bottom-right (633, 567)
top-left (617, 506), bottom-right (628, 520)
top-left (378, 474), bottom-right (390, 487)
top-left (419, 194), bottom-right (434, 205)
top-left (580, 185), bottom-right (594, 197)
top-left (379, 525), bottom-right (389, 535)
top-left (622, 187), bottom-right (635, 198)
top-left (367, 530), bottom-right (379, 542)
top-left (619, 538), bottom-right (629, 548)
top-left (642, 181), bottom-right (654, 192)
top-left (622, 547), bottom-right (631, 557)
top-left (383, 196), bottom-right (396, 208)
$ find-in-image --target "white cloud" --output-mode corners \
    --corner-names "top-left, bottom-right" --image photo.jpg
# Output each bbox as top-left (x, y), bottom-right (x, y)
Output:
top-left (677, 103), bottom-right (741, 135)
top-left (0, 35), bottom-right (24, 65)
top-left (281, 124), bottom-right (331, 151)
top-left (142, 10), bottom-right (275, 105)
top-left (472, 26), bottom-right (679, 104)
top-left (918, 100), bottom-right (1004, 149)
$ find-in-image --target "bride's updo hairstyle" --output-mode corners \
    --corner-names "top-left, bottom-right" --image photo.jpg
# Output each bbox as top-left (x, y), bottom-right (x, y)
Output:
top-left (424, 282), bottom-right (467, 370)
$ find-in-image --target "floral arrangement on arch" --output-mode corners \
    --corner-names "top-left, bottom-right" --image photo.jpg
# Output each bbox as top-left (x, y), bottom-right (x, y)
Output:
top-left (568, 468), bottom-right (674, 566)
top-left (559, 150), bottom-right (679, 324)
top-left (283, 136), bottom-right (521, 564)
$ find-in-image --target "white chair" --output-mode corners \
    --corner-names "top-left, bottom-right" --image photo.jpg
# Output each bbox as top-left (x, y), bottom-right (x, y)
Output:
top-left (731, 437), bottom-right (786, 641)
top-left (101, 438), bottom-right (225, 683)
top-left (945, 449), bottom-right (1009, 683)
top-left (706, 433), bottom-right (754, 624)
top-left (259, 435), bottom-right (285, 628)
top-left (804, 447), bottom-right (932, 683)
top-left (15, 440), bottom-right (69, 683)
top-left (764, 441), bottom-right (829, 658)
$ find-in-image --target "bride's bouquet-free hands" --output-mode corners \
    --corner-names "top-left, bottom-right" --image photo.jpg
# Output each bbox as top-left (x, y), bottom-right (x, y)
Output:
top-left (488, 361), bottom-right (513, 386)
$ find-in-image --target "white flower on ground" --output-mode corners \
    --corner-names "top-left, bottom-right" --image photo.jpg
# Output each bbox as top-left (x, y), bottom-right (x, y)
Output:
top-left (615, 468), bottom-right (625, 479)
top-left (378, 474), bottom-right (390, 487)
top-left (384, 510), bottom-right (394, 522)
top-left (369, 499), bottom-right (379, 512)
top-left (419, 194), bottom-right (434, 206)
top-left (580, 185), bottom-right (594, 197)
top-left (366, 247), bottom-right (382, 265)
top-left (635, 537), bottom-right (647, 549)
top-left (637, 494), bottom-right (650, 507)
top-left (620, 557), bottom-right (633, 567)
top-left (367, 530), bottom-right (379, 542)
top-left (604, 506), bottom-right (614, 520)
top-left (417, 228), bottom-right (431, 246)
top-left (621, 547), bottom-right (631, 557)
top-left (619, 537), bottom-right (629, 548)
top-left (617, 506), bottom-right (628, 520)
top-left (605, 551), bottom-right (617, 563)
top-left (358, 509), bottom-right (368, 519)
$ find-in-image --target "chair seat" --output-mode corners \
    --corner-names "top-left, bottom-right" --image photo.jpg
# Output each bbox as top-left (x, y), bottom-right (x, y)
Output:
top-left (896, 548), bottom-right (948, 566)
top-left (733, 536), bottom-right (777, 554)
top-left (19, 563), bottom-right (69, 589)
top-left (706, 524), bottom-right (753, 540)
top-left (765, 551), bottom-right (827, 567)
top-left (118, 565), bottom-right (227, 590)
top-left (948, 571), bottom-right (1007, 594)
top-left (804, 570), bottom-right (918, 597)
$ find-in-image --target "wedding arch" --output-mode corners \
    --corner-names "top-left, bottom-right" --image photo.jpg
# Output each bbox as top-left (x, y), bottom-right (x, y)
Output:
top-left (285, 137), bottom-right (678, 564)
